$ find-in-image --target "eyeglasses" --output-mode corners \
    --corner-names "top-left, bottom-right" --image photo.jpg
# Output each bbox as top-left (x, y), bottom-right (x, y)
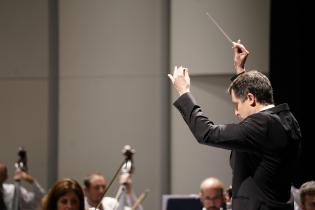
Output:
top-left (201, 195), bottom-right (222, 202)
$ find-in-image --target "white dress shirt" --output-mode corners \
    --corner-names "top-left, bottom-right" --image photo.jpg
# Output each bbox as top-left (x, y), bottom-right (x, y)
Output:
top-left (2, 181), bottom-right (45, 210)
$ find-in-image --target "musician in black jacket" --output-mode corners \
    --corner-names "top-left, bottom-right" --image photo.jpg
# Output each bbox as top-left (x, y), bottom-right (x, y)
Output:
top-left (168, 40), bottom-right (301, 210)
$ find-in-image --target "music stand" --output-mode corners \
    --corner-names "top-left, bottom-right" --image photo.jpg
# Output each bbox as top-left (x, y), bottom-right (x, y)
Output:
top-left (162, 194), bottom-right (203, 210)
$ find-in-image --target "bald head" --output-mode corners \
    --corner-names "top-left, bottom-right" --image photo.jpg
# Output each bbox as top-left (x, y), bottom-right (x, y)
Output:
top-left (0, 162), bottom-right (8, 184)
top-left (200, 177), bottom-right (224, 193)
top-left (199, 177), bottom-right (225, 210)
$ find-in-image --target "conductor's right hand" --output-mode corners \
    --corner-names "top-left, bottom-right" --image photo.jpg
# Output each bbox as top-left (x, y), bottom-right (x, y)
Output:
top-left (168, 65), bottom-right (190, 96)
top-left (232, 39), bottom-right (249, 74)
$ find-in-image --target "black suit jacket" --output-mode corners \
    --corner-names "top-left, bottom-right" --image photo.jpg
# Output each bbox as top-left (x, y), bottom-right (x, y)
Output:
top-left (174, 93), bottom-right (301, 210)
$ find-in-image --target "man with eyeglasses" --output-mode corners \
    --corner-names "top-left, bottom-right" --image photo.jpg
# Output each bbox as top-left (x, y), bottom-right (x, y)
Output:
top-left (199, 177), bottom-right (227, 210)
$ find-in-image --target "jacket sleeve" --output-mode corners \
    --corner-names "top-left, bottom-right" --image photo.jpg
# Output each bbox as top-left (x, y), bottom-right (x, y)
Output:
top-left (173, 92), bottom-right (269, 153)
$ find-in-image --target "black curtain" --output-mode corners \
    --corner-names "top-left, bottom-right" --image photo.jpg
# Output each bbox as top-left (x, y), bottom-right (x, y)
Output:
top-left (270, 1), bottom-right (314, 187)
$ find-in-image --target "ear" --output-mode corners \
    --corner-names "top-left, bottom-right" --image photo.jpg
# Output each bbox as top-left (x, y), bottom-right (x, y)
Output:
top-left (246, 93), bottom-right (256, 107)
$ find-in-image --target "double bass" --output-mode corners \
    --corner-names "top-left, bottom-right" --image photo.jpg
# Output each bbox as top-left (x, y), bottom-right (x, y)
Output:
top-left (116, 145), bottom-right (149, 210)
top-left (96, 145), bottom-right (148, 210)
top-left (96, 145), bottom-right (135, 210)
top-left (12, 146), bottom-right (28, 210)
top-left (113, 145), bottom-right (136, 210)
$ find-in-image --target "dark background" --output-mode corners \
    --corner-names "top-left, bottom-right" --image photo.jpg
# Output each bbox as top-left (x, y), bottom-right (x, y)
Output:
top-left (270, 1), bottom-right (314, 187)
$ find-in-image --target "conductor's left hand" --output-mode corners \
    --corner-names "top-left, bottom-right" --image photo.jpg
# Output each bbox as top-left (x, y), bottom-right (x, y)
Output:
top-left (168, 65), bottom-right (190, 96)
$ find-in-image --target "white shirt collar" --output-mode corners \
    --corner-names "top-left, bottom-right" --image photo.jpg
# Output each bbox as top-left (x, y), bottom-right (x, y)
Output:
top-left (259, 104), bottom-right (275, 112)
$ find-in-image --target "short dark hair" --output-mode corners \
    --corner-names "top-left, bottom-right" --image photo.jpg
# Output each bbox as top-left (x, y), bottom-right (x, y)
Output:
top-left (83, 173), bottom-right (105, 188)
top-left (228, 70), bottom-right (274, 105)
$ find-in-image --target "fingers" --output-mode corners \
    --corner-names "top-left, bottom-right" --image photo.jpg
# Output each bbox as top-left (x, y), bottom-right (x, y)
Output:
top-left (232, 39), bottom-right (241, 45)
top-left (232, 40), bottom-right (250, 55)
top-left (177, 65), bottom-right (187, 76)
top-left (168, 65), bottom-right (190, 95)
top-left (232, 40), bottom-right (240, 54)
top-left (168, 74), bottom-right (174, 83)
top-left (183, 68), bottom-right (189, 80)
top-left (169, 65), bottom-right (188, 81)
top-left (233, 43), bottom-right (239, 54)
top-left (168, 65), bottom-right (178, 83)
top-left (173, 65), bottom-right (178, 78)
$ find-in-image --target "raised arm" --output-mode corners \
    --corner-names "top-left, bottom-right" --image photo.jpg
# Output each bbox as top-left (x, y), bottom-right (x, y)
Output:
top-left (14, 171), bottom-right (45, 209)
top-left (168, 65), bottom-right (190, 96)
top-left (232, 39), bottom-right (249, 74)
